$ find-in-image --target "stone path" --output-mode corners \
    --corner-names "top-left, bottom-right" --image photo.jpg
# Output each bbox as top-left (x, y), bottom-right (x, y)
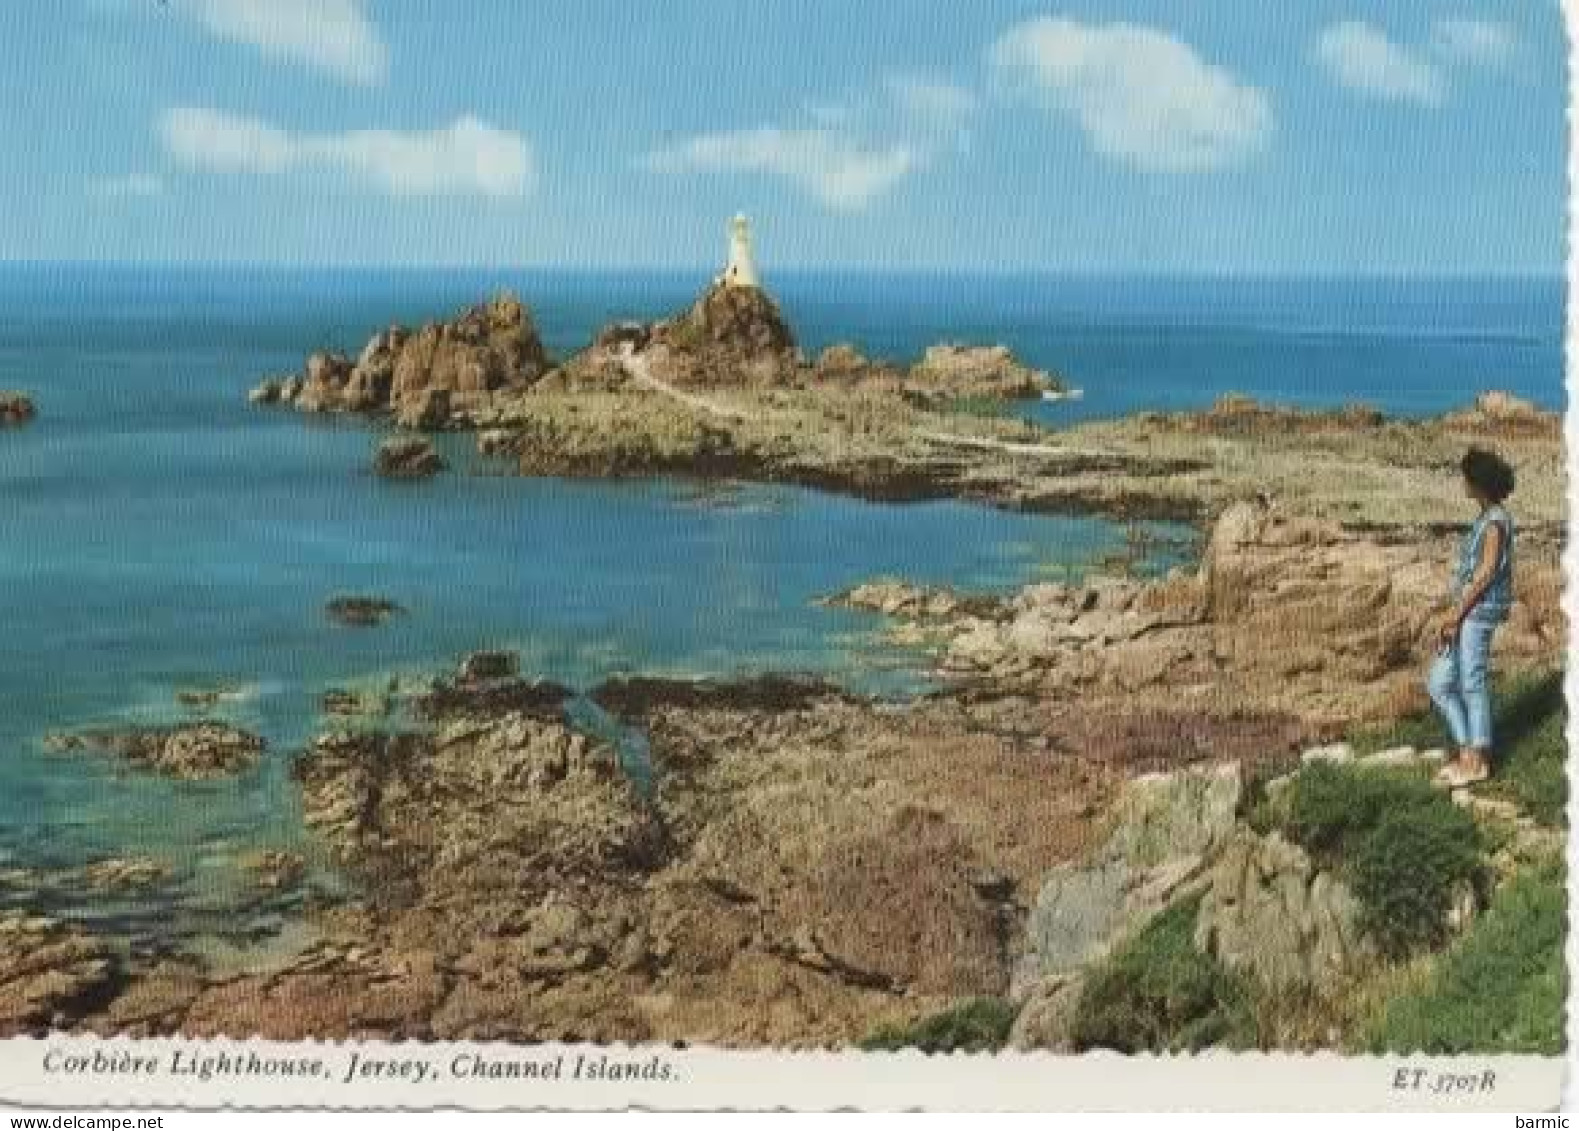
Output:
top-left (616, 347), bottom-right (747, 421)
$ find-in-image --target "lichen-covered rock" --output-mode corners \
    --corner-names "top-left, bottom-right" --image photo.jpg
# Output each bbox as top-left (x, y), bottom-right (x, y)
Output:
top-left (1009, 972), bottom-right (1085, 1052)
top-left (1013, 763), bottom-right (1240, 995)
top-left (1192, 829), bottom-right (1375, 991)
top-left (44, 722), bottom-right (264, 779)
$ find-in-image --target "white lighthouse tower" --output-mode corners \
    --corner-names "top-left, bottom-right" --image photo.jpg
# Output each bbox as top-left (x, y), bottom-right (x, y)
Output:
top-left (723, 212), bottom-right (760, 288)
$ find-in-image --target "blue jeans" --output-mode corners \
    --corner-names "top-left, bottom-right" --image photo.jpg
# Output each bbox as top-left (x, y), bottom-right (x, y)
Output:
top-left (1426, 618), bottom-right (1498, 749)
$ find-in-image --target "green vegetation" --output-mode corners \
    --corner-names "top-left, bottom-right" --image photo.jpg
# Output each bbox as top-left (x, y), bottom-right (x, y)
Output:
top-left (1350, 666), bottom-right (1566, 827)
top-left (938, 396), bottom-right (1006, 419)
top-left (1365, 859), bottom-right (1567, 1053)
top-left (1274, 763), bottom-right (1483, 958)
top-left (1069, 898), bottom-right (1255, 1053)
top-left (1482, 668), bottom-right (1567, 826)
top-left (859, 998), bottom-right (1019, 1053)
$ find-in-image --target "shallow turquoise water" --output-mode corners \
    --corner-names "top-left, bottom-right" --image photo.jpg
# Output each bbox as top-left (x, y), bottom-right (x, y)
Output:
top-left (0, 270), bottom-right (1201, 943)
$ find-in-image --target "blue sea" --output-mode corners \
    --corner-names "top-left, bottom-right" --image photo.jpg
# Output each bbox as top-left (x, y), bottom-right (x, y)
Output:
top-left (0, 265), bottom-right (1563, 954)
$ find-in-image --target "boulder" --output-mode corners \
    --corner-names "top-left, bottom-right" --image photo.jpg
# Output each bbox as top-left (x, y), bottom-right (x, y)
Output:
top-left (325, 595), bottom-right (406, 627)
top-left (1301, 742), bottom-right (1355, 767)
top-left (0, 391), bottom-right (35, 426)
top-left (1193, 829), bottom-right (1375, 990)
top-left (374, 436), bottom-right (444, 479)
top-left (457, 649), bottom-right (520, 682)
top-left (815, 343), bottom-right (870, 375)
top-left (1013, 763), bottom-right (1240, 994)
top-left (1009, 972), bottom-right (1085, 1052)
top-left (238, 850), bottom-right (307, 893)
top-left (80, 857), bottom-right (169, 893)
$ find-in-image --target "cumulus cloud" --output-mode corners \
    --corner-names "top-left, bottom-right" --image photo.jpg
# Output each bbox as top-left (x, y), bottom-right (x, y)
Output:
top-left (1432, 17), bottom-right (1517, 66)
top-left (178, 0), bottom-right (388, 86)
top-left (1314, 20), bottom-right (1445, 106)
top-left (987, 17), bottom-right (1272, 173)
top-left (160, 108), bottom-right (535, 198)
top-left (641, 128), bottom-right (916, 212)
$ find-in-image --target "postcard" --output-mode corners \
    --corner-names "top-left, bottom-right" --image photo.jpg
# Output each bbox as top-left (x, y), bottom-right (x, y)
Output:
top-left (0, 0), bottom-right (1569, 1113)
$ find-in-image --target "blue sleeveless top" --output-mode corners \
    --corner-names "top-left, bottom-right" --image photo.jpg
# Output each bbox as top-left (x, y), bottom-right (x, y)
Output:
top-left (1453, 504), bottom-right (1514, 623)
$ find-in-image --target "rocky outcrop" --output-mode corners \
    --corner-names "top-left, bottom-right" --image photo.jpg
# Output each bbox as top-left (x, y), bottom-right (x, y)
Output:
top-left (1192, 829), bottom-right (1375, 990)
top-left (457, 649), bottom-right (519, 682)
top-left (821, 580), bottom-right (1005, 621)
top-left (1440, 390), bottom-right (1560, 440)
top-left (907, 344), bottom-right (1061, 400)
top-left (79, 857), bottom-right (169, 893)
top-left (0, 391), bottom-right (36, 426)
top-left (1012, 764), bottom-right (1241, 995)
top-left (290, 713), bottom-right (662, 903)
top-left (43, 722), bottom-right (265, 779)
top-left (0, 913), bottom-right (120, 1032)
top-left (844, 499), bottom-right (1562, 734)
top-left (1141, 393), bottom-right (1384, 436)
top-left (238, 850), bottom-right (307, 893)
top-left (374, 435), bottom-right (444, 479)
top-left (250, 293), bottom-right (552, 425)
top-left (550, 282), bottom-right (798, 392)
top-left (324, 595), bottom-right (405, 626)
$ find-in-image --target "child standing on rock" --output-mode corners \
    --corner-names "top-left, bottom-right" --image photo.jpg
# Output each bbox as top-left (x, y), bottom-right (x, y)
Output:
top-left (1427, 446), bottom-right (1517, 787)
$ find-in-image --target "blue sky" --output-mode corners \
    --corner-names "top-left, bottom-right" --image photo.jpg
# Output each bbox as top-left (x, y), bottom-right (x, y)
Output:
top-left (0, 0), bottom-right (1566, 273)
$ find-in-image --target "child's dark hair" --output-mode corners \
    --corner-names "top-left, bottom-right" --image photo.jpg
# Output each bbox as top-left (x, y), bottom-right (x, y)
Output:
top-left (1461, 446), bottom-right (1516, 503)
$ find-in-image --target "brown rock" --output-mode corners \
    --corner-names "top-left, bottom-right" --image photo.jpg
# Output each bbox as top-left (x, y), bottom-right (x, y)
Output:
top-left (324, 594), bottom-right (405, 626)
top-left (374, 435), bottom-right (444, 479)
top-left (0, 391), bottom-right (36, 425)
top-left (44, 722), bottom-right (264, 779)
top-left (0, 913), bottom-right (119, 1033)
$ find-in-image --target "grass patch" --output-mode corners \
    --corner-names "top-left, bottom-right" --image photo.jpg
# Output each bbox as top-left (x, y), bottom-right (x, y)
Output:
top-left (1273, 763), bottom-right (1483, 958)
top-left (1364, 859), bottom-right (1567, 1053)
top-left (938, 396), bottom-right (1007, 419)
top-left (1068, 897), bottom-right (1257, 1053)
top-left (1482, 668), bottom-right (1567, 826)
top-left (1350, 666), bottom-right (1566, 827)
top-left (859, 998), bottom-right (1019, 1053)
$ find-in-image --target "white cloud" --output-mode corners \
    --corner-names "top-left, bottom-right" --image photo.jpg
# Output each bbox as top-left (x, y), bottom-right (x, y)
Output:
top-left (1314, 20), bottom-right (1445, 106)
top-left (179, 0), bottom-right (388, 86)
top-left (988, 17), bottom-right (1272, 173)
top-left (641, 128), bottom-right (916, 212)
top-left (884, 74), bottom-right (978, 127)
top-left (160, 108), bottom-right (535, 198)
top-left (1432, 18), bottom-right (1517, 66)
top-left (89, 173), bottom-right (166, 199)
